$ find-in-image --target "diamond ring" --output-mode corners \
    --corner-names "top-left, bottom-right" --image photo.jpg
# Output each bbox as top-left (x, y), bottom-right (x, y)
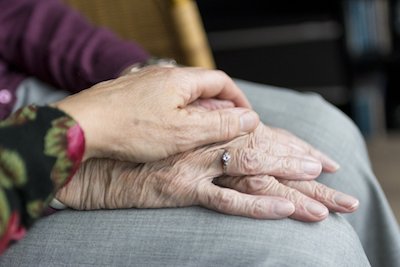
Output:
top-left (221, 151), bottom-right (231, 174)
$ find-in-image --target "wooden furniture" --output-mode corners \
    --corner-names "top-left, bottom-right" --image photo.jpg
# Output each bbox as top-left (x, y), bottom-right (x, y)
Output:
top-left (64, 0), bottom-right (215, 68)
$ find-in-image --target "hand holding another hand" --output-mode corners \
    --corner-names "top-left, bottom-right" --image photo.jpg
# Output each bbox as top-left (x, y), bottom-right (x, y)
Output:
top-left (56, 123), bottom-right (358, 222)
top-left (53, 66), bottom-right (259, 162)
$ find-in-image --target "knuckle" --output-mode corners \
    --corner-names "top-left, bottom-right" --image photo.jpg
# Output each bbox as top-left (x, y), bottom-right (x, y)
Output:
top-left (277, 181), bottom-right (314, 209)
top-left (262, 140), bottom-right (273, 153)
top-left (251, 199), bottom-right (267, 218)
top-left (312, 183), bottom-right (332, 201)
top-left (280, 158), bottom-right (297, 174)
top-left (282, 187), bottom-right (300, 203)
top-left (245, 176), bottom-right (278, 194)
top-left (238, 151), bottom-right (260, 174)
top-left (215, 69), bottom-right (230, 80)
top-left (217, 111), bottom-right (230, 140)
top-left (218, 111), bottom-right (240, 140)
top-left (244, 177), bottom-right (265, 192)
top-left (215, 190), bottom-right (235, 211)
top-left (247, 131), bottom-right (258, 149)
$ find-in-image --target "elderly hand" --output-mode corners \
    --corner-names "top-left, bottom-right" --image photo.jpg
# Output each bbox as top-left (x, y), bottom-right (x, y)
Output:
top-left (186, 100), bottom-right (358, 221)
top-left (53, 66), bottom-right (259, 162)
top-left (56, 123), bottom-right (358, 222)
top-left (206, 123), bottom-right (358, 222)
top-left (56, 150), bottom-right (295, 220)
top-left (188, 98), bottom-right (340, 173)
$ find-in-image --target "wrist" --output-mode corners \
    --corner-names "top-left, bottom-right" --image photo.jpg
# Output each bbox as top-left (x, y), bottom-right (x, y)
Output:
top-left (120, 57), bottom-right (177, 76)
top-left (49, 100), bottom-right (93, 162)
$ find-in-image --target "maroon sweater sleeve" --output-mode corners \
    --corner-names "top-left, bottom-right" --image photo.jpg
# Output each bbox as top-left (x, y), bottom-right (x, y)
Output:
top-left (0, 0), bottom-right (150, 93)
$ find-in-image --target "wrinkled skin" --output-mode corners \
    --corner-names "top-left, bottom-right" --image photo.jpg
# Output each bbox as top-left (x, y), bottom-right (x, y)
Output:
top-left (57, 123), bottom-right (358, 222)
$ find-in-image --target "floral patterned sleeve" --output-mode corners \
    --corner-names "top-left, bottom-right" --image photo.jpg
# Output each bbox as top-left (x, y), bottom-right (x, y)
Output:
top-left (0, 105), bottom-right (85, 254)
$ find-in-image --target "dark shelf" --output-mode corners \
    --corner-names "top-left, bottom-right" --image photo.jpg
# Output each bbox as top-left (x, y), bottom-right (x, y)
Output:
top-left (197, 0), bottom-right (342, 31)
top-left (197, 0), bottom-right (400, 132)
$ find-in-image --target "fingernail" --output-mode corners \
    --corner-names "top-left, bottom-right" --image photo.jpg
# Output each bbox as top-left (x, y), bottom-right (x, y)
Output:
top-left (273, 200), bottom-right (295, 217)
top-left (323, 156), bottom-right (340, 172)
top-left (334, 193), bottom-right (359, 210)
top-left (239, 111), bottom-right (259, 133)
top-left (305, 202), bottom-right (328, 217)
top-left (302, 160), bottom-right (322, 175)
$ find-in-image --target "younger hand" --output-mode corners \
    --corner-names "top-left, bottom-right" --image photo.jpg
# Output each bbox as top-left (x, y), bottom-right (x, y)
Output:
top-left (53, 66), bottom-right (259, 162)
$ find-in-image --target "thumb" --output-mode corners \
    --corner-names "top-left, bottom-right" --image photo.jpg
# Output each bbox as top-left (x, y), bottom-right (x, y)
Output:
top-left (188, 108), bottom-right (259, 147)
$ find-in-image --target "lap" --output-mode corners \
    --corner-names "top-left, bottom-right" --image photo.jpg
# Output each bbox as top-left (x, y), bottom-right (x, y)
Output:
top-left (5, 77), bottom-right (390, 266)
top-left (1, 207), bottom-right (369, 267)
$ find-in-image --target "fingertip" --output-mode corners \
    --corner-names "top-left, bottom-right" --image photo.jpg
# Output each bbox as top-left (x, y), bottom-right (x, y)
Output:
top-left (321, 155), bottom-right (341, 173)
top-left (238, 110), bottom-right (259, 134)
top-left (347, 199), bottom-right (360, 212)
top-left (254, 198), bottom-right (295, 219)
top-left (305, 201), bottom-right (329, 220)
top-left (272, 199), bottom-right (295, 218)
top-left (323, 164), bottom-right (340, 173)
top-left (334, 193), bottom-right (359, 212)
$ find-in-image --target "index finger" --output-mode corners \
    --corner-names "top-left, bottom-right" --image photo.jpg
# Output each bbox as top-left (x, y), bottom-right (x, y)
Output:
top-left (270, 127), bottom-right (340, 172)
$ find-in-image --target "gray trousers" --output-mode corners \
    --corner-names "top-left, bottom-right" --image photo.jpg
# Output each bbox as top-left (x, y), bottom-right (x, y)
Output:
top-left (1, 78), bottom-right (399, 267)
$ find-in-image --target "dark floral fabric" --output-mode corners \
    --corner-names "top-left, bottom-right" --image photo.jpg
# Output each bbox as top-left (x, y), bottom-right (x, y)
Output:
top-left (0, 105), bottom-right (85, 253)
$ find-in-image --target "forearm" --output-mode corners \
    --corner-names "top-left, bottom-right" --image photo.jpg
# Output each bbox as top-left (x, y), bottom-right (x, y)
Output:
top-left (0, 0), bottom-right (150, 92)
top-left (0, 105), bottom-right (85, 253)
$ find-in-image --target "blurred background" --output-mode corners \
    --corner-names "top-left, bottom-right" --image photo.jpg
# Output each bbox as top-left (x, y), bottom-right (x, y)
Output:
top-left (197, 0), bottom-right (400, 134)
top-left (66, 0), bottom-right (399, 221)
top-left (196, 0), bottom-right (400, 220)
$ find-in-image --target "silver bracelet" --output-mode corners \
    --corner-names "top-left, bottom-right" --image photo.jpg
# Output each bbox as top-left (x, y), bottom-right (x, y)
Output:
top-left (49, 197), bottom-right (68, 210)
top-left (128, 57), bottom-right (177, 73)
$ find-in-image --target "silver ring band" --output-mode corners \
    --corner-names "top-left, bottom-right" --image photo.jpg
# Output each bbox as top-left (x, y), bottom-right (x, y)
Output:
top-left (221, 151), bottom-right (231, 174)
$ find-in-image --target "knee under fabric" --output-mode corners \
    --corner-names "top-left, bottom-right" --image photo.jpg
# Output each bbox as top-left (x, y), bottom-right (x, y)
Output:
top-left (3, 77), bottom-right (398, 267)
